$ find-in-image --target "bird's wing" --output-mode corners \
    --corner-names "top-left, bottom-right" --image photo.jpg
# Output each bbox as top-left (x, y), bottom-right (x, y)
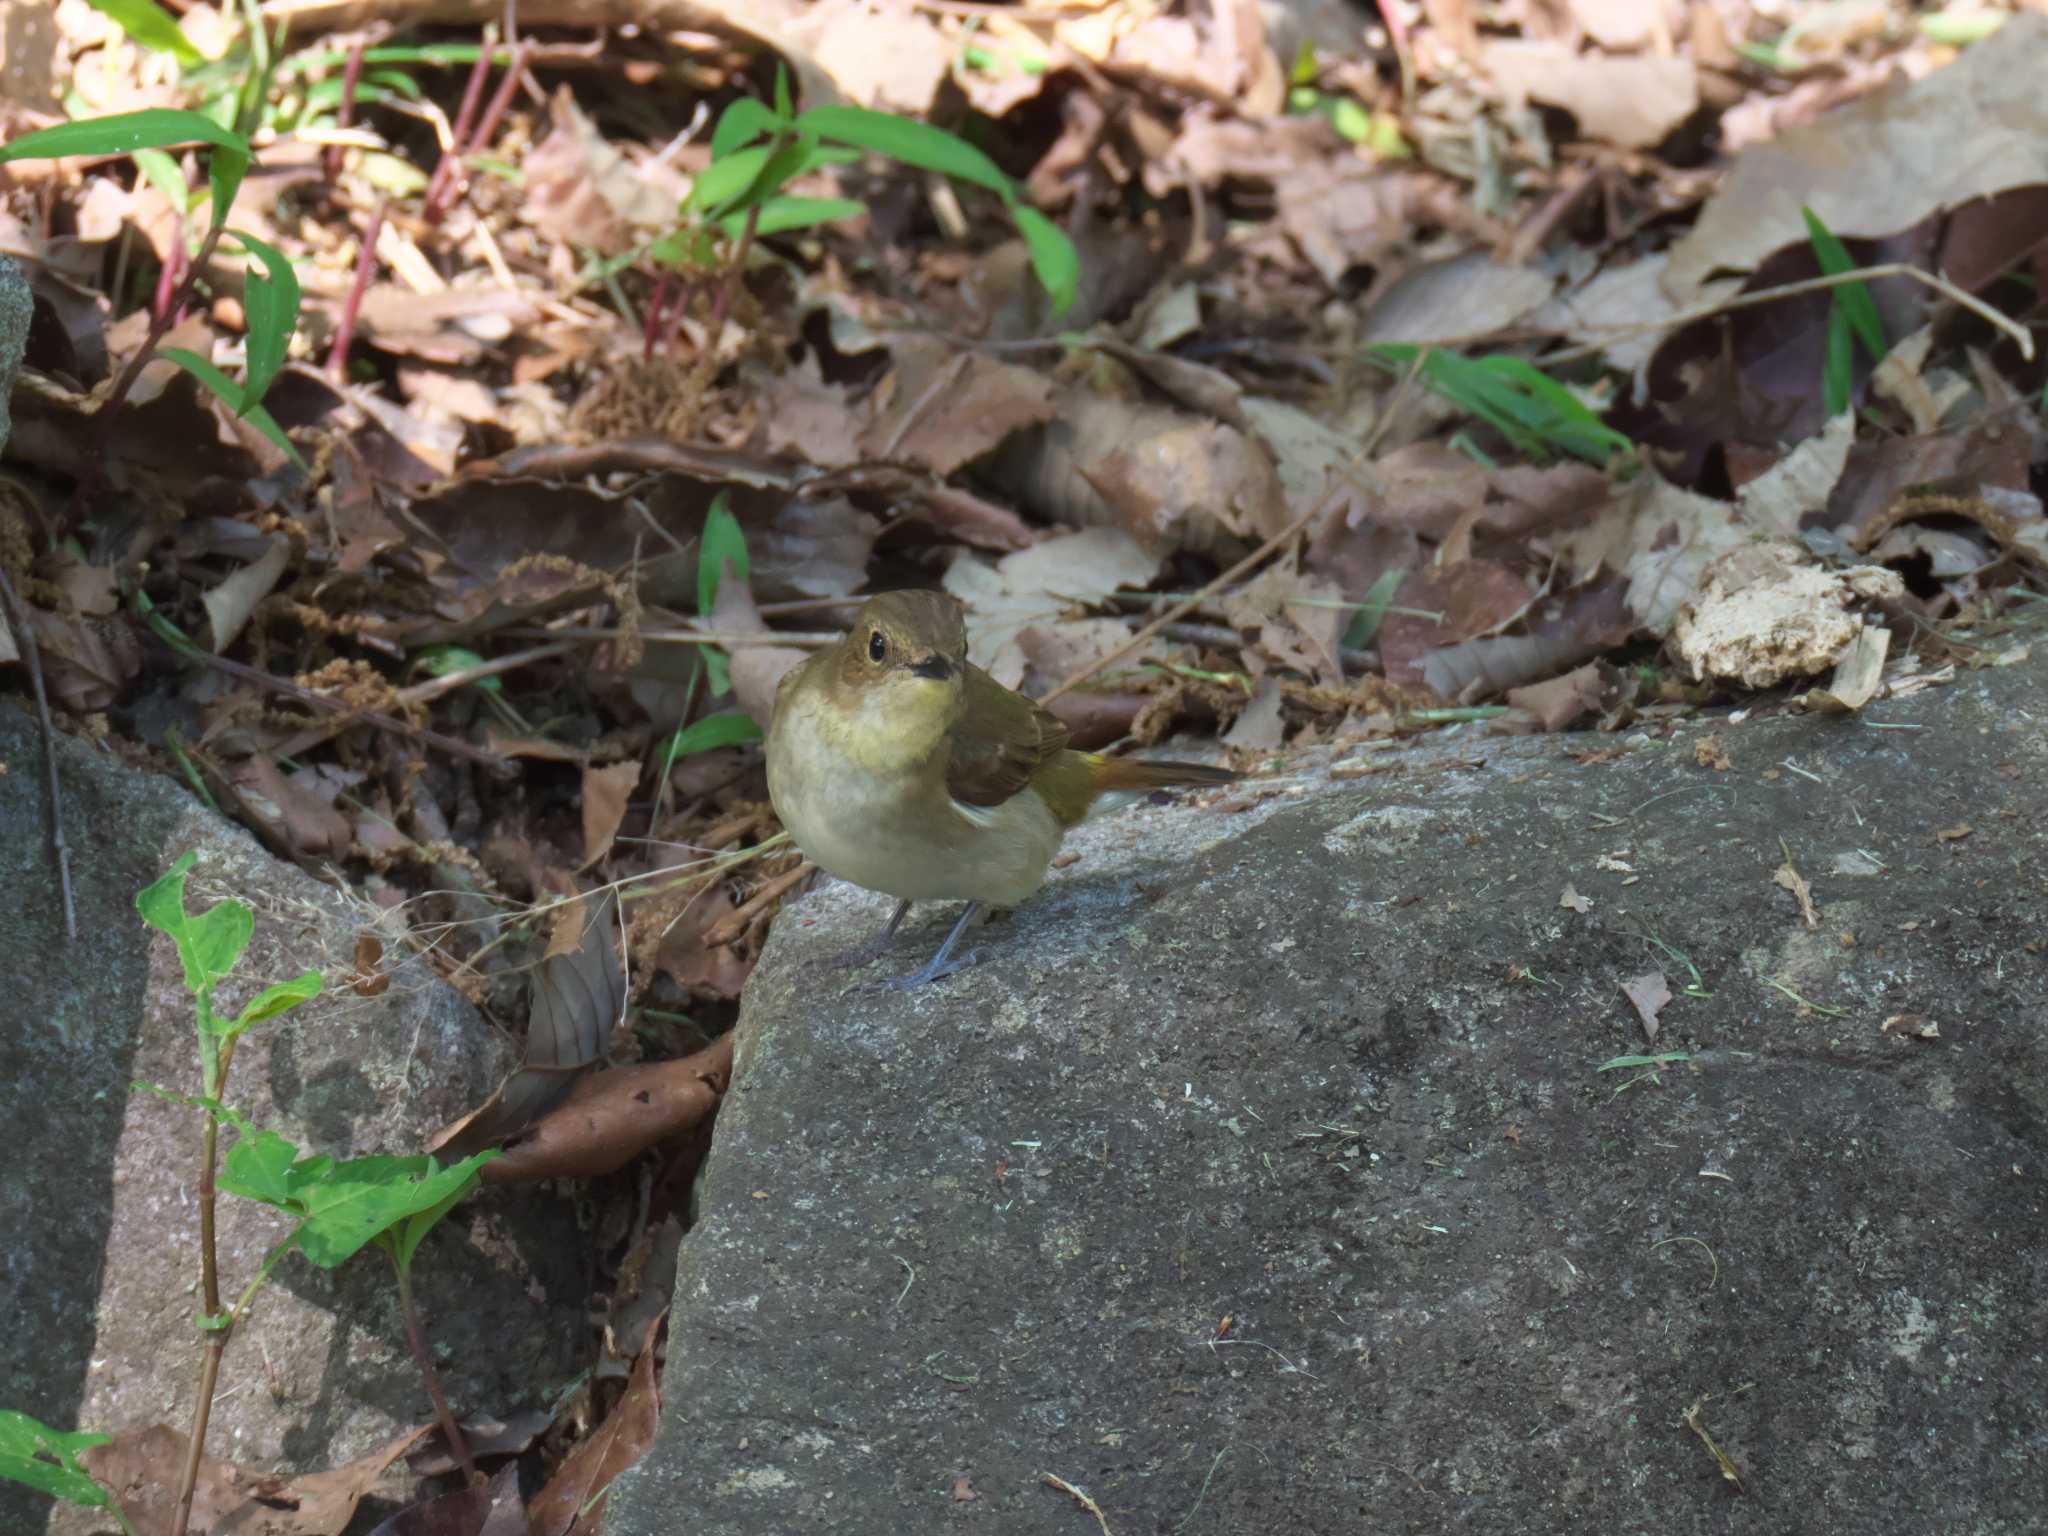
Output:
top-left (945, 663), bottom-right (1071, 808)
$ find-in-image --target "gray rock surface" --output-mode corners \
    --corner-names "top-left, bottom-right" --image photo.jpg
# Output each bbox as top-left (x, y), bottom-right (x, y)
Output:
top-left (0, 706), bottom-right (589, 1534)
top-left (609, 652), bottom-right (2046, 1535)
top-left (0, 253), bottom-right (26, 454)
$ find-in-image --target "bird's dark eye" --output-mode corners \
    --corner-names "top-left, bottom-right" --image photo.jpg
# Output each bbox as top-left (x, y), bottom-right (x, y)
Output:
top-left (868, 631), bottom-right (887, 662)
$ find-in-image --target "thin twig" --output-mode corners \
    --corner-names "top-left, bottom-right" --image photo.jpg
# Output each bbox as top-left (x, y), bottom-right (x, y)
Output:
top-left (703, 860), bottom-right (812, 946)
top-left (1039, 496), bottom-right (1333, 706)
top-left (1041, 1472), bottom-right (1114, 1534)
top-left (1540, 261), bottom-right (2036, 368)
top-left (0, 565), bottom-right (75, 939)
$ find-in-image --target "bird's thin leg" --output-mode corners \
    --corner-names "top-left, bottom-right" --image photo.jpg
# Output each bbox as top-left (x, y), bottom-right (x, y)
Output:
top-left (880, 902), bottom-right (981, 990)
top-left (833, 899), bottom-right (913, 968)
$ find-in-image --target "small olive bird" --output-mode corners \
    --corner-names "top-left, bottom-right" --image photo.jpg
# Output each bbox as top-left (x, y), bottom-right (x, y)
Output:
top-left (767, 590), bottom-right (1238, 988)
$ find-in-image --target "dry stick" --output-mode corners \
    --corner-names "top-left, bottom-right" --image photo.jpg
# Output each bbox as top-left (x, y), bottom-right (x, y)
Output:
top-left (704, 860), bottom-right (813, 946)
top-left (1037, 350), bottom-right (1427, 708)
top-left (0, 566), bottom-right (75, 940)
top-left (1039, 499), bottom-right (1331, 707)
top-left (1536, 263), bottom-right (2035, 369)
top-left (177, 647), bottom-right (508, 766)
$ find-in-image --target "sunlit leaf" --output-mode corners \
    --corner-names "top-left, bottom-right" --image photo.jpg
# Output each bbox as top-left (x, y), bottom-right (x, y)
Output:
top-left (799, 104), bottom-right (1014, 198)
top-left (222, 230), bottom-right (299, 410)
top-left (0, 108), bottom-right (248, 165)
top-left (80, 0), bottom-right (205, 66)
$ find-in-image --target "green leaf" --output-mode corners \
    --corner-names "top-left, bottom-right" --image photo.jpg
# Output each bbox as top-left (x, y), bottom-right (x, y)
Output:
top-left (798, 104), bottom-right (1014, 199)
top-left (415, 644), bottom-right (503, 693)
top-left (131, 147), bottom-right (190, 215)
top-left (697, 494), bottom-right (749, 617)
top-left (710, 95), bottom-right (785, 159)
top-left (1343, 567), bottom-right (1406, 649)
top-left (0, 108), bottom-right (248, 165)
top-left (662, 712), bottom-right (763, 760)
top-left (159, 348), bottom-right (309, 470)
top-left (220, 1128), bottom-right (310, 1207)
top-left (1822, 301), bottom-right (1853, 416)
top-left (773, 62), bottom-right (794, 119)
top-left (291, 1151), bottom-right (499, 1269)
top-left (1800, 205), bottom-right (1886, 363)
top-left (222, 231), bottom-right (299, 410)
top-left (81, 0), bottom-right (205, 66)
top-left (1014, 206), bottom-right (1078, 316)
top-left (206, 142), bottom-right (249, 228)
top-left (383, 1157), bottom-right (493, 1277)
top-left (716, 194), bottom-right (867, 238)
top-left (228, 969), bottom-right (323, 1036)
top-left (136, 852), bottom-right (254, 996)
top-left (0, 1410), bottom-right (116, 1511)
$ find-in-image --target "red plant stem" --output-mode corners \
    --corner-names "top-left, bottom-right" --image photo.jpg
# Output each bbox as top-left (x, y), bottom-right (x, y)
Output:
top-left (467, 38), bottom-right (529, 157)
top-left (395, 1259), bottom-right (478, 1485)
top-left (324, 39), bottom-right (367, 181)
top-left (151, 238), bottom-right (184, 326)
top-left (423, 34), bottom-right (495, 223)
top-left (327, 199), bottom-right (387, 379)
top-left (643, 273), bottom-right (671, 358)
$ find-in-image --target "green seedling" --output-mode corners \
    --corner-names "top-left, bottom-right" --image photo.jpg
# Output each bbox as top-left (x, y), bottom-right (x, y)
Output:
top-left (668, 69), bottom-right (1077, 314)
top-left (0, 1414), bottom-right (136, 1536)
top-left (1368, 345), bottom-right (1633, 466)
top-left (0, 109), bottom-right (306, 468)
top-left (1801, 206), bottom-right (1887, 416)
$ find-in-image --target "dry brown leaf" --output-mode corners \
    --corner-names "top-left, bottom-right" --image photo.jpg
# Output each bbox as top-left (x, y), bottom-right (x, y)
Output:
top-left (81, 1422), bottom-right (426, 1536)
top-left (480, 1032), bottom-right (734, 1184)
top-left (580, 760), bottom-right (641, 868)
top-left (1773, 860), bottom-right (1819, 930)
top-left (1620, 969), bottom-right (1672, 1039)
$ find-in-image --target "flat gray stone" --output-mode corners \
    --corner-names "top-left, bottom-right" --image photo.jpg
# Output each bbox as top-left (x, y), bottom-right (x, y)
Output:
top-left (609, 654), bottom-right (2046, 1534)
top-left (0, 705), bottom-right (588, 1533)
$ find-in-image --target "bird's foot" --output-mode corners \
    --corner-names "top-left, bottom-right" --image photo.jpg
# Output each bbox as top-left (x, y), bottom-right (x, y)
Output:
top-left (877, 947), bottom-right (980, 990)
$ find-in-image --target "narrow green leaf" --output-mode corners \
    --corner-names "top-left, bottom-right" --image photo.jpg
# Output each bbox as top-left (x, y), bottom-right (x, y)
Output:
top-left (131, 147), bottom-right (190, 215)
top-left (798, 104), bottom-right (1014, 198)
top-left (222, 230), bottom-right (299, 409)
top-left (81, 0), bottom-right (205, 66)
top-left (159, 348), bottom-right (309, 469)
top-left (710, 95), bottom-right (785, 159)
top-left (1800, 205), bottom-right (1886, 363)
top-left (1014, 206), bottom-right (1078, 316)
top-left (687, 142), bottom-right (773, 219)
top-left (663, 712), bottom-right (763, 760)
top-left (716, 194), bottom-right (867, 238)
top-left (772, 62), bottom-right (794, 119)
top-left (0, 107), bottom-right (248, 164)
top-left (697, 494), bottom-right (749, 617)
top-left (206, 142), bottom-right (249, 227)
top-left (0, 1410), bottom-right (117, 1510)
top-left (1343, 567), bottom-right (1406, 648)
top-left (1822, 302), bottom-right (1853, 416)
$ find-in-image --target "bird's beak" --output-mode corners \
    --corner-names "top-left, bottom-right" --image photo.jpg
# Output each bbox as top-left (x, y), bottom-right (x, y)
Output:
top-left (908, 654), bottom-right (954, 681)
